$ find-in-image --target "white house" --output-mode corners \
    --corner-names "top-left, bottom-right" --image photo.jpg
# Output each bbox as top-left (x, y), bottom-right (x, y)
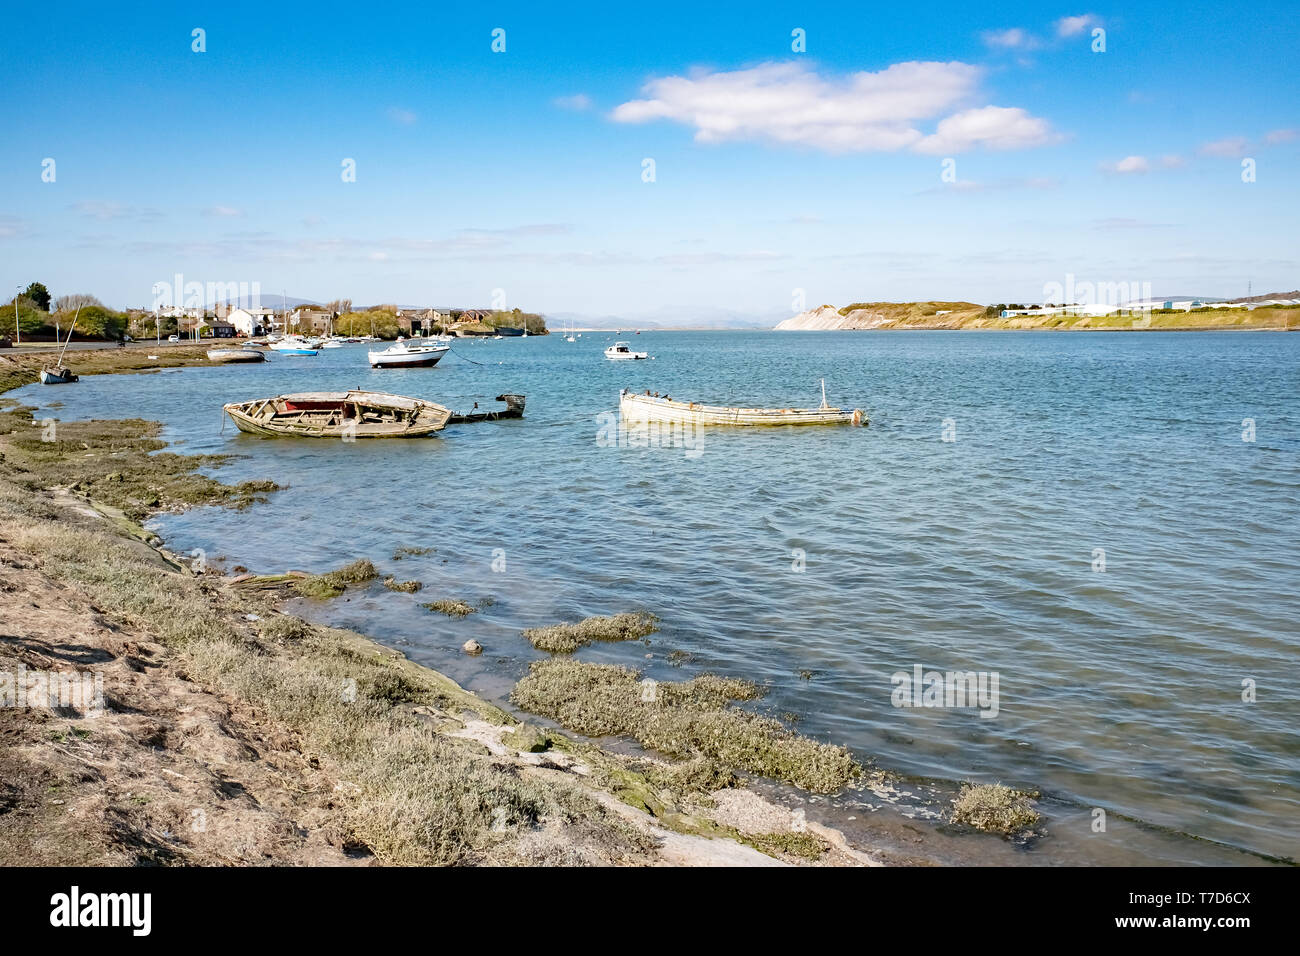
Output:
top-left (226, 307), bottom-right (275, 336)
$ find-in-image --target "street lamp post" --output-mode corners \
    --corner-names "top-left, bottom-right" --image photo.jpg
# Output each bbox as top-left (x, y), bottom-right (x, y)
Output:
top-left (13, 285), bottom-right (21, 346)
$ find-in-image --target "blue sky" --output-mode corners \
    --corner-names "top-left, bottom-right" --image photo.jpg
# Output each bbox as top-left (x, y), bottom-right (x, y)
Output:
top-left (2, 0), bottom-right (1297, 318)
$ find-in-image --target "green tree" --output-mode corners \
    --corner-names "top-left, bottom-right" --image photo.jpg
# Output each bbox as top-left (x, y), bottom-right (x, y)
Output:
top-left (23, 282), bottom-right (51, 311)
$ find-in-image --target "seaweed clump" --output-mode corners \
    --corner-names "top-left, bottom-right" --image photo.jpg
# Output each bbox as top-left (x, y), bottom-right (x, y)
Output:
top-left (382, 576), bottom-right (423, 593)
top-left (950, 783), bottom-right (1041, 835)
top-left (422, 599), bottom-right (476, 618)
top-left (523, 612), bottom-right (659, 654)
top-left (293, 559), bottom-right (378, 598)
top-left (511, 659), bottom-right (860, 793)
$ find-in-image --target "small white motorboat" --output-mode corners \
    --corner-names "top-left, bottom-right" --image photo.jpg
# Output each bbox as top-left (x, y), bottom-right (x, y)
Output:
top-left (368, 341), bottom-right (450, 368)
top-left (207, 347), bottom-right (267, 364)
top-left (269, 336), bottom-right (318, 356)
top-left (604, 341), bottom-right (648, 360)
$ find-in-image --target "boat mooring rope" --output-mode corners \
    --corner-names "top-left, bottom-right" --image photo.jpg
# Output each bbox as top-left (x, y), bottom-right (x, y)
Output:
top-left (446, 347), bottom-right (490, 367)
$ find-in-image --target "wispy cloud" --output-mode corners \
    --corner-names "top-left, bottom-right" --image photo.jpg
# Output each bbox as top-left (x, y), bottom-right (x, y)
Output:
top-left (1055, 14), bottom-right (1100, 37)
top-left (1091, 217), bottom-right (1176, 230)
top-left (554, 93), bottom-right (592, 111)
top-left (982, 14), bottom-right (1101, 53)
top-left (611, 61), bottom-right (1057, 154)
top-left (0, 215), bottom-right (31, 240)
top-left (982, 28), bottom-right (1038, 50)
top-left (1264, 127), bottom-right (1298, 145)
top-left (204, 205), bottom-right (243, 218)
top-left (386, 107), bottom-right (417, 126)
top-left (919, 176), bottom-right (1058, 195)
top-left (1198, 136), bottom-right (1248, 157)
top-left (1101, 155), bottom-right (1151, 174)
top-left (915, 106), bottom-right (1061, 154)
top-left (69, 200), bottom-right (161, 222)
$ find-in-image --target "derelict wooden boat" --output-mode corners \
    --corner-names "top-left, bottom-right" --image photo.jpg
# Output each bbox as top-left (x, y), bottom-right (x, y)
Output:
top-left (39, 366), bottom-right (79, 385)
top-left (448, 393), bottom-right (525, 424)
top-left (207, 347), bottom-right (266, 364)
top-left (619, 385), bottom-right (865, 427)
top-left (223, 390), bottom-right (451, 438)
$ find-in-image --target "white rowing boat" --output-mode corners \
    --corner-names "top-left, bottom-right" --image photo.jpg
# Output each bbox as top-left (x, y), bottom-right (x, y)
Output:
top-left (619, 383), bottom-right (865, 427)
top-left (207, 347), bottom-right (266, 364)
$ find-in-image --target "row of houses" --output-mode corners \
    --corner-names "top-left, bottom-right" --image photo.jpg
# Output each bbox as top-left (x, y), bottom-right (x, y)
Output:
top-left (168, 305), bottom-right (501, 338)
top-left (999, 298), bottom-right (1300, 318)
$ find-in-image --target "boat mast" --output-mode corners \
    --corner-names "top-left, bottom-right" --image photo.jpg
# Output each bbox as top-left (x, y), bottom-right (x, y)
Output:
top-left (820, 379), bottom-right (827, 409)
top-left (56, 306), bottom-right (81, 367)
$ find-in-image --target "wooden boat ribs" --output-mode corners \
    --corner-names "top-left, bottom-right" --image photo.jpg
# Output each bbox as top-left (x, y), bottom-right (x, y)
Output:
top-left (223, 390), bottom-right (452, 438)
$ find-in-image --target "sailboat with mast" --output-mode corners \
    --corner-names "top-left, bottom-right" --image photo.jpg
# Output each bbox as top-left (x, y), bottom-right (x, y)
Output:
top-left (40, 307), bottom-right (82, 384)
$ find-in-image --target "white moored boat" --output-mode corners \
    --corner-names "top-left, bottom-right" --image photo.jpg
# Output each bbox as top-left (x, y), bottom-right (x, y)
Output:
top-left (619, 383), bottom-right (865, 427)
top-left (604, 341), bottom-right (648, 360)
top-left (269, 336), bottom-right (318, 355)
top-left (368, 341), bottom-right (450, 368)
top-left (207, 347), bottom-right (266, 364)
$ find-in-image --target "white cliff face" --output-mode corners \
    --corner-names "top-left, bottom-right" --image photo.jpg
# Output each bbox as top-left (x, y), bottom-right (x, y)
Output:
top-left (774, 305), bottom-right (891, 330)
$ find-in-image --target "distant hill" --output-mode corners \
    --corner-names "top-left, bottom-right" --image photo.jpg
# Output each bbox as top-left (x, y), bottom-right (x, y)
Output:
top-left (213, 294), bottom-right (320, 309)
top-left (547, 307), bottom-right (779, 330)
top-left (775, 300), bottom-right (1298, 331)
top-left (1229, 290), bottom-right (1300, 303)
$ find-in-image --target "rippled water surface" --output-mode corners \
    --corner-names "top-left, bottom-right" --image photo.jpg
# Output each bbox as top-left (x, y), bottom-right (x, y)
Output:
top-left (19, 331), bottom-right (1299, 864)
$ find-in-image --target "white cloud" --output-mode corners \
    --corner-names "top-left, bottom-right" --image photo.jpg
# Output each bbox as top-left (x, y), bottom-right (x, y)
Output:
top-left (915, 106), bottom-right (1061, 154)
top-left (205, 205), bottom-right (242, 218)
top-left (611, 61), bottom-right (1056, 155)
top-left (1264, 128), bottom-right (1298, 145)
top-left (386, 107), bottom-right (417, 126)
top-left (1198, 137), bottom-right (1247, 156)
top-left (554, 93), bottom-right (593, 110)
top-left (1102, 155), bottom-right (1150, 174)
top-left (982, 28), bottom-right (1038, 50)
top-left (1159, 154), bottom-right (1185, 169)
top-left (1056, 14), bottom-right (1099, 37)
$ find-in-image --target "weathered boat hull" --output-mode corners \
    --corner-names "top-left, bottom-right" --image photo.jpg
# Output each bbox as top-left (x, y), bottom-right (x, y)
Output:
top-left (39, 368), bottom-right (79, 385)
top-left (207, 348), bottom-right (266, 364)
top-left (448, 394), bottom-right (525, 424)
top-left (223, 390), bottom-right (451, 438)
top-left (619, 391), bottom-right (865, 427)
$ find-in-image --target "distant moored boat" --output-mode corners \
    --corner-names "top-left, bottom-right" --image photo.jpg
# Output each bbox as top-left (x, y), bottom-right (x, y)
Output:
top-left (207, 347), bottom-right (266, 364)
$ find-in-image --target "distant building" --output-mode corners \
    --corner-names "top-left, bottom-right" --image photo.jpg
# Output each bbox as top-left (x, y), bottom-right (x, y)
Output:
top-left (226, 307), bottom-right (275, 336)
top-left (201, 319), bottom-right (237, 339)
top-left (290, 307), bottom-right (335, 334)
